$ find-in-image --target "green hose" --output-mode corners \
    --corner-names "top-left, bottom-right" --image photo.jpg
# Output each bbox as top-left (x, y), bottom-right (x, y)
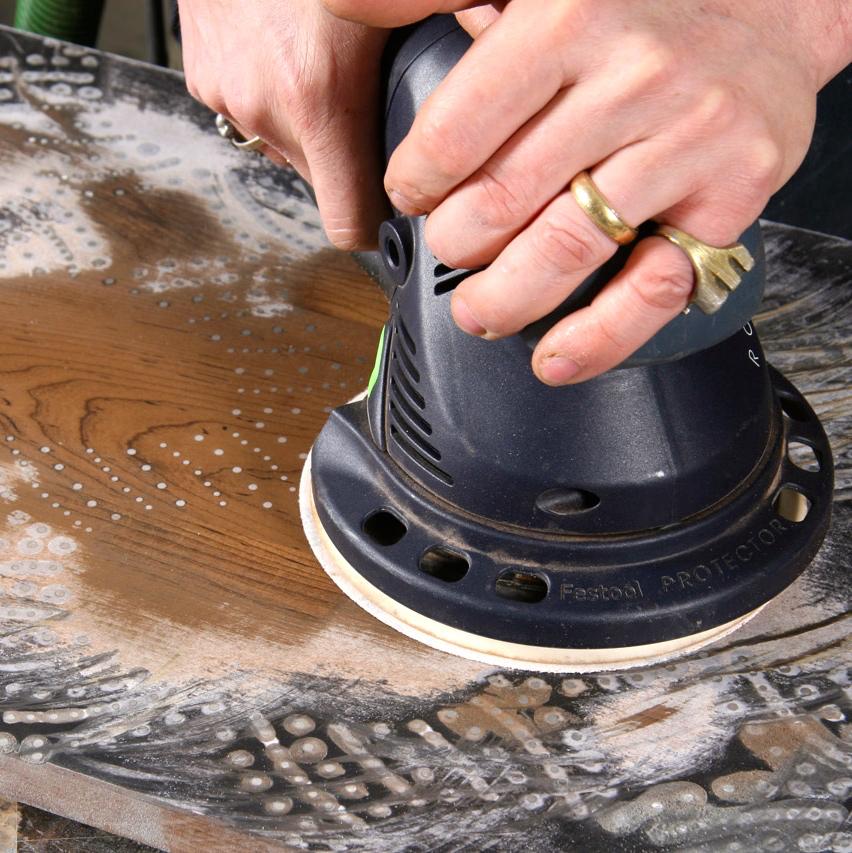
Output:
top-left (15, 0), bottom-right (106, 48)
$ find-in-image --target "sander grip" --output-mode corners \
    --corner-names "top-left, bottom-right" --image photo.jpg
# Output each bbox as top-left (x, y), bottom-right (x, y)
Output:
top-left (376, 15), bottom-right (766, 365)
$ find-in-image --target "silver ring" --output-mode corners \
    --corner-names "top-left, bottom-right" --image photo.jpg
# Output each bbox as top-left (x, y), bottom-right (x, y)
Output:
top-left (215, 113), bottom-right (265, 151)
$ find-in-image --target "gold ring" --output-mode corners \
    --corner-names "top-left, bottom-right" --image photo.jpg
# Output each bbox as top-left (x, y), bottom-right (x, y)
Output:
top-left (569, 170), bottom-right (637, 245)
top-left (653, 224), bottom-right (755, 315)
top-left (215, 113), bottom-right (265, 152)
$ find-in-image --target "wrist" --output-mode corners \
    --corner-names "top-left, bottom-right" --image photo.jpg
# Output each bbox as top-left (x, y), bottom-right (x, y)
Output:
top-left (780, 0), bottom-right (852, 88)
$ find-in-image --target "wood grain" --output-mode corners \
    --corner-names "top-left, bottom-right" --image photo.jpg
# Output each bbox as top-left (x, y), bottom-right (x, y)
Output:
top-left (0, 26), bottom-right (848, 853)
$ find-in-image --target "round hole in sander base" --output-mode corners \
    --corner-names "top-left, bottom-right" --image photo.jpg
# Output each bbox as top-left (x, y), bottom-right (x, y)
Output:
top-left (300, 452), bottom-right (765, 672)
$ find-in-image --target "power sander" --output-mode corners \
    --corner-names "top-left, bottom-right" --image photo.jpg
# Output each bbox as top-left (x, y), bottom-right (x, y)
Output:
top-left (299, 16), bottom-right (834, 671)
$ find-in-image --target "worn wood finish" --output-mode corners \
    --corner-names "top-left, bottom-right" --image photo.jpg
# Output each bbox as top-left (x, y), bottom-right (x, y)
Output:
top-left (0, 26), bottom-right (848, 853)
top-left (0, 799), bottom-right (15, 853)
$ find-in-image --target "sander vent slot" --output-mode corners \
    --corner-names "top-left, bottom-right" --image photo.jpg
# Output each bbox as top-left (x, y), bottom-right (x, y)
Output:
top-left (363, 509), bottom-right (408, 546)
top-left (390, 379), bottom-right (432, 434)
top-left (391, 361), bottom-right (425, 409)
top-left (433, 263), bottom-right (473, 296)
top-left (774, 486), bottom-right (812, 523)
top-left (419, 546), bottom-right (469, 582)
top-left (387, 319), bottom-right (453, 484)
top-left (389, 425), bottom-right (453, 485)
top-left (390, 402), bottom-right (442, 459)
top-left (391, 319), bottom-right (424, 406)
top-left (398, 317), bottom-right (417, 355)
top-left (395, 336), bottom-right (420, 383)
top-left (495, 570), bottom-right (548, 604)
top-left (787, 441), bottom-right (820, 472)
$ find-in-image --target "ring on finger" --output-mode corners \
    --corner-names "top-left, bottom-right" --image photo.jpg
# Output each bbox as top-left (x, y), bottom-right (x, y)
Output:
top-left (653, 224), bottom-right (755, 315)
top-left (215, 113), bottom-right (266, 152)
top-left (569, 170), bottom-right (638, 245)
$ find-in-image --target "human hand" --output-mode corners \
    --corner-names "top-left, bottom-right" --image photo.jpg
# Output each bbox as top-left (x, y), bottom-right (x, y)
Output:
top-left (179, 0), bottom-right (390, 250)
top-left (326, 0), bottom-right (851, 382)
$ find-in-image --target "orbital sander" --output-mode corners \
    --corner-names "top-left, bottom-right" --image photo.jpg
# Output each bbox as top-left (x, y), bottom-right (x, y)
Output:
top-left (299, 16), bottom-right (834, 671)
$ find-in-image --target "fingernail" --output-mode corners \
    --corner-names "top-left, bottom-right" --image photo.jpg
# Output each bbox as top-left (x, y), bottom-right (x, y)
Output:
top-left (539, 354), bottom-right (582, 385)
top-left (387, 188), bottom-right (422, 214)
top-left (452, 296), bottom-right (488, 337)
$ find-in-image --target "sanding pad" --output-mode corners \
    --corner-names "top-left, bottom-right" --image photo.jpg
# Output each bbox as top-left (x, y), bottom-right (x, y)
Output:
top-left (300, 451), bottom-right (765, 672)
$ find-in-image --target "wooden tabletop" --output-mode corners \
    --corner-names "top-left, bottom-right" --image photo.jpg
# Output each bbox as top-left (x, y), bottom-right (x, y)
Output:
top-left (0, 26), bottom-right (848, 853)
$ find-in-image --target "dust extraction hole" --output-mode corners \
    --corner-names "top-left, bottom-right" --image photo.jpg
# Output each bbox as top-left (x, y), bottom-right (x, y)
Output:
top-left (362, 509), bottom-right (407, 546)
top-left (774, 487), bottom-right (812, 523)
top-left (419, 546), bottom-right (470, 583)
top-left (536, 487), bottom-right (600, 516)
top-left (495, 570), bottom-right (548, 604)
top-left (787, 441), bottom-right (820, 473)
top-left (778, 393), bottom-right (810, 422)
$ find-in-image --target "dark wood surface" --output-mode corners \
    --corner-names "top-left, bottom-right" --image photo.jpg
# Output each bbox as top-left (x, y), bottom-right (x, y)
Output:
top-left (0, 25), bottom-right (848, 853)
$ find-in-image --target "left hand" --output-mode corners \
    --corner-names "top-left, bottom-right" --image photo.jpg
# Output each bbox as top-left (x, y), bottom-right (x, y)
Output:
top-left (324, 0), bottom-right (850, 384)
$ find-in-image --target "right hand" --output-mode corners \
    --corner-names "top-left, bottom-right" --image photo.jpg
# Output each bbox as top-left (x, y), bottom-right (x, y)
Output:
top-left (179, 0), bottom-right (390, 250)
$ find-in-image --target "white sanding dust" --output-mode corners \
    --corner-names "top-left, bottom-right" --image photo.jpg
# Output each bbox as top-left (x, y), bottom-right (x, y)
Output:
top-left (299, 451), bottom-right (765, 673)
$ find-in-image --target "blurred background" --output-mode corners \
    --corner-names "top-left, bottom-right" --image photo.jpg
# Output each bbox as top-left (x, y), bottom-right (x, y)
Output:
top-left (0, 0), bottom-right (181, 67)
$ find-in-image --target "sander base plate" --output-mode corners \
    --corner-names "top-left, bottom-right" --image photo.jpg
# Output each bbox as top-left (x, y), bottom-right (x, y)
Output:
top-left (300, 451), bottom-right (765, 673)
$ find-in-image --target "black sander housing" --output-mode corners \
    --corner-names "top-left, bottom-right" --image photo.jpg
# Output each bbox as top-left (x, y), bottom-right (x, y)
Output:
top-left (300, 16), bottom-right (834, 670)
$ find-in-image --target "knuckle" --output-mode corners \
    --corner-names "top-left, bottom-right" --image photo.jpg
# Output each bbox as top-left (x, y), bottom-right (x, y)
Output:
top-left (549, 0), bottom-right (596, 43)
top-left (279, 59), bottom-right (329, 136)
top-left (458, 281), bottom-right (518, 337)
top-left (744, 136), bottom-right (783, 192)
top-left (326, 228), bottom-right (363, 251)
top-left (424, 219), bottom-right (461, 268)
top-left (619, 34), bottom-right (681, 92)
top-left (414, 108), bottom-right (469, 181)
top-left (225, 86), bottom-right (266, 134)
top-left (322, 209), bottom-right (370, 251)
top-left (632, 41), bottom-right (680, 91)
top-left (534, 212), bottom-right (608, 272)
top-left (593, 315), bottom-right (632, 356)
top-left (295, 105), bottom-right (330, 145)
top-left (691, 84), bottom-right (740, 131)
top-left (479, 303), bottom-right (518, 337)
top-left (476, 167), bottom-right (533, 230)
top-left (630, 266), bottom-right (693, 312)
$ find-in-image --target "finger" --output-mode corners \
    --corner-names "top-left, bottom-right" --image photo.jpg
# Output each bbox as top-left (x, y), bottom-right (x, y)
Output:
top-left (456, 2), bottom-right (507, 37)
top-left (302, 109), bottom-right (389, 250)
top-left (424, 74), bottom-right (661, 268)
top-left (531, 237), bottom-right (694, 385)
top-left (385, 1), bottom-right (573, 214)
top-left (224, 112), bottom-right (312, 180)
top-left (324, 0), bottom-right (486, 27)
top-left (447, 85), bottom-right (771, 340)
top-left (426, 72), bottom-right (755, 269)
top-left (449, 130), bottom-right (707, 339)
top-left (263, 28), bottom-right (390, 251)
